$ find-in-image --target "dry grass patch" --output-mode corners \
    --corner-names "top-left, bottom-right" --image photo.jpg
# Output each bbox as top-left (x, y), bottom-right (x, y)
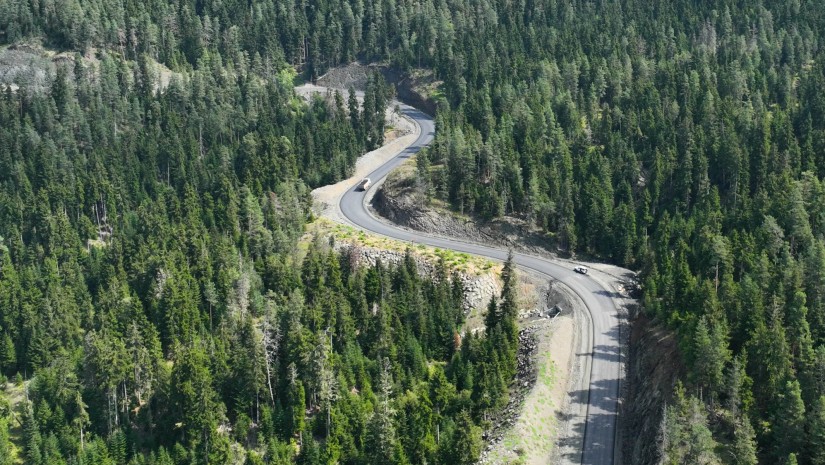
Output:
top-left (302, 217), bottom-right (499, 276)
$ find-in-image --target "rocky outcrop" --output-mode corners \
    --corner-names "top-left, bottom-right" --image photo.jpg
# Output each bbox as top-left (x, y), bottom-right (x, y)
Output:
top-left (333, 241), bottom-right (499, 312)
top-left (315, 62), bottom-right (440, 115)
top-left (621, 314), bottom-right (684, 465)
top-left (1, 43), bottom-right (61, 93)
top-left (372, 171), bottom-right (565, 258)
top-left (373, 184), bottom-right (500, 245)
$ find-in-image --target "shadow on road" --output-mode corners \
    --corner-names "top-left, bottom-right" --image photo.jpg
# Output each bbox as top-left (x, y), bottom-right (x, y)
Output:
top-left (594, 289), bottom-right (623, 299)
top-left (576, 344), bottom-right (621, 363)
top-left (562, 377), bottom-right (621, 464)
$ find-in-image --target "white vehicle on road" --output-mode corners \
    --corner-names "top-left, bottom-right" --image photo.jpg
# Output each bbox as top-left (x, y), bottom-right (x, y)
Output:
top-left (573, 266), bottom-right (589, 275)
top-left (357, 178), bottom-right (371, 191)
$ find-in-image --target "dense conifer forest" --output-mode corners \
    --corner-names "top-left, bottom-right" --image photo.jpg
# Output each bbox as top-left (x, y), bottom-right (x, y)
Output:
top-left (0, 0), bottom-right (524, 461)
top-left (0, 39), bottom-right (523, 463)
top-left (2, 0), bottom-right (825, 463)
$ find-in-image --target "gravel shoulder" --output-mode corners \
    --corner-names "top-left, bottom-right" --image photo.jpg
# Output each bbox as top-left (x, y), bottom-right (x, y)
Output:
top-left (514, 315), bottom-right (575, 465)
top-left (482, 271), bottom-right (583, 465)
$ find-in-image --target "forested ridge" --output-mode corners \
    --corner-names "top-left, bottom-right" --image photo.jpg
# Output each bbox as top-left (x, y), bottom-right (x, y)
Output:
top-left (3, 0), bottom-right (825, 463)
top-left (406, 0), bottom-right (825, 463)
top-left (0, 56), bottom-right (525, 465)
top-left (0, 3), bottom-right (526, 462)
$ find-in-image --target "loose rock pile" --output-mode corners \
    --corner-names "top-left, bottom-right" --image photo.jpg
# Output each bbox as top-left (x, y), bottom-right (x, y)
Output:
top-left (316, 62), bottom-right (378, 91)
top-left (0, 44), bottom-right (59, 93)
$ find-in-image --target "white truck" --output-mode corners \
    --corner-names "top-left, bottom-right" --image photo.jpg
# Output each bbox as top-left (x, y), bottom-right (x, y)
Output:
top-left (357, 178), bottom-right (371, 191)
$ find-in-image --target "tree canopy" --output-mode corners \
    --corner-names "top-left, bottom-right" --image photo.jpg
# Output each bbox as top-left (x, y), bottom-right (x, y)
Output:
top-left (2, 0), bottom-right (825, 462)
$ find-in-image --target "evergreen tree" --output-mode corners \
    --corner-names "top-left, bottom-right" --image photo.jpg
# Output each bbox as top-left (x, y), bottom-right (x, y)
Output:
top-left (366, 358), bottom-right (398, 465)
top-left (730, 416), bottom-right (758, 465)
top-left (0, 418), bottom-right (13, 465)
top-left (662, 386), bottom-right (719, 465)
top-left (774, 379), bottom-right (806, 460)
top-left (693, 316), bottom-right (731, 404)
top-left (445, 410), bottom-right (482, 465)
top-left (808, 396), bottom-right (825, 465)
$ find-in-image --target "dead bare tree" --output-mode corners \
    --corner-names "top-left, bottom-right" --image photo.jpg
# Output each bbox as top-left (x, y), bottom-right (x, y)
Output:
top-left (261, 310), bottom-right (281, 406)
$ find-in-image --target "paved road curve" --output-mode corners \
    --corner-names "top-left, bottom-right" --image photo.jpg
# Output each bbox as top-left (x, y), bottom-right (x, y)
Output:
top-left (338, 103), bottom-right (622, 465)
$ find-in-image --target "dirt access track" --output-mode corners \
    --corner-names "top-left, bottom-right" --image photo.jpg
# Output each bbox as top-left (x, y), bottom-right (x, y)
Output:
top-left (300, 67), bottom-right (633, 464)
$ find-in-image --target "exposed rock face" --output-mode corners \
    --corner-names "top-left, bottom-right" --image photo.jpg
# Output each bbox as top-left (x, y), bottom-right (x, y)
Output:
top-left (0, 44), bottom-right (61, 93)
top-left (374, 185), bottom-right (501, 244)
top-left (315, 61), bottom-right (440, 115)
top-left (332, 241), bottom-right (499, 313)
top-left (315, 62), bottom-right (376, 92)
top-left (621, 314), bottom-right (684, 465)
top-left (373, 173), bottom-right (564, 257)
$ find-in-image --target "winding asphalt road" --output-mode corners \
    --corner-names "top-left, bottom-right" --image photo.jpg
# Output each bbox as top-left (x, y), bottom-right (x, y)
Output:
top-left (338, 103), bottom-right (622, 464)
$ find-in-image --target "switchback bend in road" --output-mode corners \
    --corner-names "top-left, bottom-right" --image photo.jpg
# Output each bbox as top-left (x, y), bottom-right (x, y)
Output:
top-left (338, 102), bottom-right (623, 465)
